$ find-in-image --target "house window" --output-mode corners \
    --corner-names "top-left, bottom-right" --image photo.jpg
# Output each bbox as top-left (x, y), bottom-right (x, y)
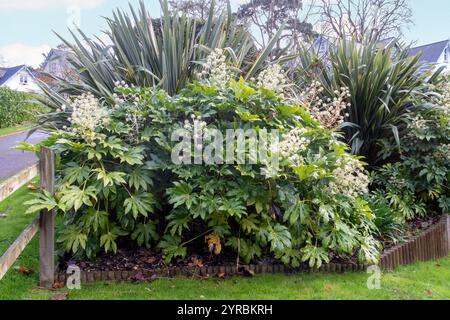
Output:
top-left (20, 75), bottom-right (28, 85)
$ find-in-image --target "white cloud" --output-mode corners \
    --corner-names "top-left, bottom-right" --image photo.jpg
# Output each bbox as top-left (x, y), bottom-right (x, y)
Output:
top-left (0, 43), bottom-right (51, 68)
top-left (0, 0), bottom-right (105, 11)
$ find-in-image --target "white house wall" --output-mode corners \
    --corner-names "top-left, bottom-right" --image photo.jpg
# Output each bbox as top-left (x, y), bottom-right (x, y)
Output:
top-left (436, 51), bottom-right (450, 72)
top-left (1, 70), bottom-right (42, 93)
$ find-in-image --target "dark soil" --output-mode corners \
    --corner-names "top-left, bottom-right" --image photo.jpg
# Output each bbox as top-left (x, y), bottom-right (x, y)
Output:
top-left (379, 215), bottom-right (441, 251)
top-left (58, 215), bottom-right (443, 273)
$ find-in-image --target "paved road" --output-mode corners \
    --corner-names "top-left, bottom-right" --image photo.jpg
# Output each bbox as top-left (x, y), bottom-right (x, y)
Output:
top-left (0, 131), bottom-right (47, 182)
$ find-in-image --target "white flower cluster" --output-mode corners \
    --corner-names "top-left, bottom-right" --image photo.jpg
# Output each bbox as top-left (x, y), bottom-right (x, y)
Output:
top-left (200, 49), bottom-right (230, 87)
top-left (328, 154), bottom-right (369, 198)
top-left (410, 114), bottom-right (428, 131)
top-left (256, 64), bottom-right (288, 93)
top-left (388, 175), bottom-right (408, 190)
top-left (440, 81), bottom-right (450, 114)
top-left (68, 93), bottom-right (109, 134)
top-left (272, 127), bottom-right (310, 166)
top-left (302, 81), bottom-right (351, 130)
top-left (113, 80), bottom-right (140, 107)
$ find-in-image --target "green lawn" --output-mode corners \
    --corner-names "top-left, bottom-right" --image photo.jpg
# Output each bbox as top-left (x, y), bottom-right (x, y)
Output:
top-left (0, 183), bottom-right (38, 255)
top-left (1, 187), bottom-right (450, 300)
top-left (0, 125), bottom-right (29, 137)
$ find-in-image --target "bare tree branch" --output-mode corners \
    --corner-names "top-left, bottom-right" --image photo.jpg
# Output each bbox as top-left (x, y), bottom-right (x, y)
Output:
top-left (314, 0), bottom-right (413, 42)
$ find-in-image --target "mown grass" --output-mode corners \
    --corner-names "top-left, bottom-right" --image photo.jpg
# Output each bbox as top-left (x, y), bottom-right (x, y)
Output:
top-left (0, 125), bottom-right (29, 138)
top-left (1, 187), bottom-right (449, 300)
top-left (0, 183), bottom-right (38, 255)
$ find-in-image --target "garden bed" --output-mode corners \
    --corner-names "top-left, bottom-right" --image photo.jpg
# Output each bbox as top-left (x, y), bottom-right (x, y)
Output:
top-left (55, 215), bottom-right (450, 284)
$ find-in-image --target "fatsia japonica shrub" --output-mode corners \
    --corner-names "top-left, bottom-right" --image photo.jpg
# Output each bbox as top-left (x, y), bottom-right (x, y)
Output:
top-left (25, 50), bottom-right (380, 268)
top-left (373, 78), bottom-right (450, 222)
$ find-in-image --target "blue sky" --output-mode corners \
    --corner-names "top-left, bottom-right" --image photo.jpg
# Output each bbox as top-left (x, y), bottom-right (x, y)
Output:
top-left (0, 0), bottom-right (448, 67)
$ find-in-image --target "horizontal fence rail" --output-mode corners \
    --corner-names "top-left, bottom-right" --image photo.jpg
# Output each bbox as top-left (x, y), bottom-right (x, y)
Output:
top-left (0, 163), bottom-right (39, 203)
top-left (0, 218), bottom-right (39, 280)
top-left (0, 147), bottom-right (55, 287)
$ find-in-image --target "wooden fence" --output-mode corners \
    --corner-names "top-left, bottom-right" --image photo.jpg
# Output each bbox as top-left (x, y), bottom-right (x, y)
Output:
top-left (0, 147), bottom-right (55, 288)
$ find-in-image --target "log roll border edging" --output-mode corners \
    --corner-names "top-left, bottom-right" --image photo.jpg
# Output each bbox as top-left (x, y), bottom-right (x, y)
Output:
top-left (55, 215), bottom-right (450, 284)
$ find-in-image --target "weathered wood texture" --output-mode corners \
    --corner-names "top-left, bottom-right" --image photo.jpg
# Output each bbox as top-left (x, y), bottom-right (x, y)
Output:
top-left (39, 147), bottom-right (56, 288)
top-left (0, 218), bottom-right (39, 280)
top-left (0, 163), bottom-right (38, 202)
top-left (379, 215), bottom-right (450, 270)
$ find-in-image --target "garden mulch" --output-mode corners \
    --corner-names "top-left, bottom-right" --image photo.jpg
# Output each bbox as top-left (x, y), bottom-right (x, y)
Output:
top-left (57, 215), bottom-right (443, 277)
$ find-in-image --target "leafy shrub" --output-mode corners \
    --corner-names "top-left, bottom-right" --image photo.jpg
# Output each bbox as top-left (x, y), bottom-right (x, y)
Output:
top-left (367, 192), bottom-right (405, 244)
top-left (0, 87), bottom-right (37, 128)
top-left (296, 40), bottom-right (439, 165)
top-left (25, 54), bottom-right (380, 269)
top-left (373, 78), bottom-right (450, 222)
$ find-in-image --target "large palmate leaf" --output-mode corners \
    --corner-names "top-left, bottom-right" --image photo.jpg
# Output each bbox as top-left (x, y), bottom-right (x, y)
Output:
top-left (124, 192), bottom-right (156, 218)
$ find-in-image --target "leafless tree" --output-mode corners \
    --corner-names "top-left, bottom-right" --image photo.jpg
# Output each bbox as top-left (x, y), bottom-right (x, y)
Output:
top-left (314, 0), bottom-right (413, 42)
top-left (236, 0), bottom-right (314, 51)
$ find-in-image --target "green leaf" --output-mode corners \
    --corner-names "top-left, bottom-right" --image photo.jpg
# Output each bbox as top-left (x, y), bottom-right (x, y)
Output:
top-left (59, 185), bottom-right (98, 212)
top-left (123, 192), bottom-right (155, 218)
top-left (167, 181), bottom-right (196, 210)
top-left (158, 235), bottom-right (187, 264)
top-left (128, 169), bottom-right (153, 191)
top-left (131, 222), bottom-right (159, 248)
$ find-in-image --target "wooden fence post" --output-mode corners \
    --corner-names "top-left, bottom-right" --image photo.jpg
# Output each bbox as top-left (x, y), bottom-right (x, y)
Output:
top-left (39, 147), bottom-right (55, 288)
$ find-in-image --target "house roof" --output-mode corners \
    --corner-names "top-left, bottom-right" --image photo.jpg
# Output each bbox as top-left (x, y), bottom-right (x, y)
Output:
top-left (377, 37), bottom-right (398, 48)
top-left (409, 40), bottom-right (450, 63)
top-left (0, 65), bottom-right (25, 86)
top-left (42, 48), bottom-right (75, 68)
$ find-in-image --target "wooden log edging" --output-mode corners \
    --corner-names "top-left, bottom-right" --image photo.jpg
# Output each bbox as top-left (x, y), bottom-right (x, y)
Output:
top-left (55, 262), bottom-right (370, 284)
top-left (55, 215), bottom-right (450, 284)
top-left (0, 163), bottom-right (39, 203)
top-left (379, 215), bottom-right (450, 270)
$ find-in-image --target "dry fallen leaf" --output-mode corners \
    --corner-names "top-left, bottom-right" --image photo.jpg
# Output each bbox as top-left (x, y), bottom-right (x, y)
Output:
top-left (50, 292), bottom-right (69, 301)
top-left (206, 234), bottom-right (222, 255)
top-left (131, 271), bottom-right (146, 282)
top-left (14, 266), bottom-right (33, 275)
top-left (324, 284), bottom-right (335, 291)
top-left (218, 272), bottom-right (226, 279)
top-left (52, 282), bottom-right (65, 289)
top-left (171, 285), bottom-right (176, 289)
top-left (27, 184), bottom-right (39, 191)
top-left (146, 256), bottom-right (157, 264)
top-left (426, 289), bottom-right (433, 295)
top-left (188, 256), bottom-right (204, 268)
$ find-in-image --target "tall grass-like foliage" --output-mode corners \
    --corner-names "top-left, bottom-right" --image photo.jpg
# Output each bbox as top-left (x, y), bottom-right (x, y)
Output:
top-left (297, 40), bottom-right (440, 164)
top-left (35, 0), bottom-right (286, 132)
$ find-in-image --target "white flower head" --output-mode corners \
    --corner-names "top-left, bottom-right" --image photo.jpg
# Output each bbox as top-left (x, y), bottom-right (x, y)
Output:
top-left (256, 64), bottom-right (288, 93)
top-left (69, 92), bottom-right (110, 135)
top-left (202, 48), bottom-right (230, 88)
